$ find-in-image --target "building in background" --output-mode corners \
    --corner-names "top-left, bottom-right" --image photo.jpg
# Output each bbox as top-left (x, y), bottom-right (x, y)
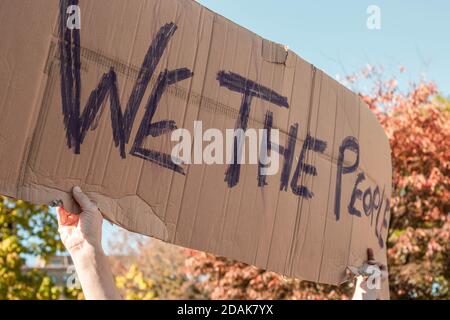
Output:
top-left (25, 255), bottom-right (74, 287)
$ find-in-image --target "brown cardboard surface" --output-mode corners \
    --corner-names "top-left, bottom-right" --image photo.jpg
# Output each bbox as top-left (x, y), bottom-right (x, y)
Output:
top-left (0, 0), bottom-right (392, 296)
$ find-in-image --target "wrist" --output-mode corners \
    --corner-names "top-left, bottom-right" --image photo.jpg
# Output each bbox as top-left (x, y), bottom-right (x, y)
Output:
top-left (69, 240), bottom-right (104, 263)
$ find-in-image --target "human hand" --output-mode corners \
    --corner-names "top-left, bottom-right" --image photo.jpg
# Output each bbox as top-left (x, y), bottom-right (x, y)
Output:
top-left (350, 248), bottom-right (388, 300)
top-left (57, 186), bottom-right (104, 254)
top-left (56, 186), bottom-right (121, 300)
top-left (366, 248), bottom-right (388, 276)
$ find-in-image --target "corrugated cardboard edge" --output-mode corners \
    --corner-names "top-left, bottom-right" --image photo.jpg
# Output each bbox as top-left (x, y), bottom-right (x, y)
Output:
top-left (18, 183), bottom-right (168, 241)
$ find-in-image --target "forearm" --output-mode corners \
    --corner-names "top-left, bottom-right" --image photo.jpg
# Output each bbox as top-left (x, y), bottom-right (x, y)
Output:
top-left (70, 242), bottom-right (122, 300)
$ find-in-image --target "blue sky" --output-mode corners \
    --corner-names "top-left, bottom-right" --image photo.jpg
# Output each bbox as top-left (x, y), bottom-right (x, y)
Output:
top-left (197, 0), bottom-right (450, 96)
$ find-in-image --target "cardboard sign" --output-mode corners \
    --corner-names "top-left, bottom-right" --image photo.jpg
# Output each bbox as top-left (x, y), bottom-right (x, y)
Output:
top-left (0, 0), bottom-right (392, 297)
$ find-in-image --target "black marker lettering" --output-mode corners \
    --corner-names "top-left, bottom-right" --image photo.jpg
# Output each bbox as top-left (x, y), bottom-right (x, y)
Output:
top-left (334, 136), bottom-right (360, 221)
top-left (291, 134), bottom-right (327, 198)
top-left (130, 68), bottom-right (193, 175)
top-left (258, 111), bottom-right (273, 187)
top-left (371, 186), bottom-right (381, 226)
top-left (348, 172), bottom-right (365, 217)
top-left (217, 71), bottom-right (289, 188)
top-left (280, 124), bottom-right (299, 191)
top-left (59, 0), bottom-right (189, 171)
top-left (363, 187), bottom-right (373, 217)
top-left (376, 198), bottom-right (390, 248)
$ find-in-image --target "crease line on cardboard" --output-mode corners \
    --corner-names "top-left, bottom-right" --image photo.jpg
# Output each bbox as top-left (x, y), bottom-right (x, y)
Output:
top-left (250, 57), bottom-right (279, 267)
top-left (228, 32), bottom-right (258, 258)
top-left (291, 70), bottom-right (325, 279)
top-left (129, 0), bottom-right (156, 219)
top-left (317, 81), bottom-right (341, 283)
top-left (254, 55), bottom-right (299, 269)
top-left (161, 0), bottom-right (198, 223)
top-left (44, 47), bottom-right (381, 186)
top-left (159, 0), bottom-right (185, 223)
top-left (174, 12), bottom-right (217, 245)
top-left (285, 66), bottom-right (318, 276)
top-left (264, 57), bottom-right (301, 271)
top-left (46, 38), bottom-right (371, 171)
top-left (341, 89), bottom-right (363, 281)
top-left (17, 43), bottom-right (59, 200)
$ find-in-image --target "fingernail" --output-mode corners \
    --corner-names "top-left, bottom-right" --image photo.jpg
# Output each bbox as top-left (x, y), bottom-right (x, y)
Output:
top-left (73, 186), bottom-right (82, 193)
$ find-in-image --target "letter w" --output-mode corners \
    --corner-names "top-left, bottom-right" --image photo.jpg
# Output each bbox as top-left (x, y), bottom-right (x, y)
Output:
top-left (58, 0), bottom-right (178, 158)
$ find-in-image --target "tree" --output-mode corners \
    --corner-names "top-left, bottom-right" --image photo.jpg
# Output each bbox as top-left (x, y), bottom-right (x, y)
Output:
top-left (0, 197), bottom-right (63, 299)
top-left (182, 251), bottom-right (351, 300)
top-left (356, 66), bottom-right (449, 299)
top-left (108, 233), bottom-right (205, 300)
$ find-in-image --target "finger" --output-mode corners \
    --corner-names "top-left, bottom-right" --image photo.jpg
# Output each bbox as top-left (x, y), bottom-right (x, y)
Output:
top-left (56, 207), bottom-right (66, 226)
top-left (57, 207), bottom-right (79, 227)
top-left (373, 262), bottom-right (387, 271)
top-left (366, 260), bottom-right (386, 271)
top-left (72, 186), bottom-right (96, 211)
top-left (66, 213), bottom-right (79, 226)
top-left (367, 248), bottom-right (375, 263)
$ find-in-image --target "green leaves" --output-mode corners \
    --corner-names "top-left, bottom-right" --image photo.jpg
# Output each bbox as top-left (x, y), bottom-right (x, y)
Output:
top-left (0, 196), bottom-right (62, 300)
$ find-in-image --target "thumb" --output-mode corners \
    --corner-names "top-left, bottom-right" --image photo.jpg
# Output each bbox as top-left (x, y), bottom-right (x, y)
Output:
top-left (72, 186), bottom-right (96, 211)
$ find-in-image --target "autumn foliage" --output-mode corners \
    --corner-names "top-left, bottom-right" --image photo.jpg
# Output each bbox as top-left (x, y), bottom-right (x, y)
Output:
top-left (357, 66), bottom-right (449, 299)
top-left (0, 199), bottom-right (63, 299)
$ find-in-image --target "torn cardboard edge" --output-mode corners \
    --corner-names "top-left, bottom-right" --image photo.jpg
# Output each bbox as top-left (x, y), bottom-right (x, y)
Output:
top-left (262, 39), bottom-right (289, 65)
